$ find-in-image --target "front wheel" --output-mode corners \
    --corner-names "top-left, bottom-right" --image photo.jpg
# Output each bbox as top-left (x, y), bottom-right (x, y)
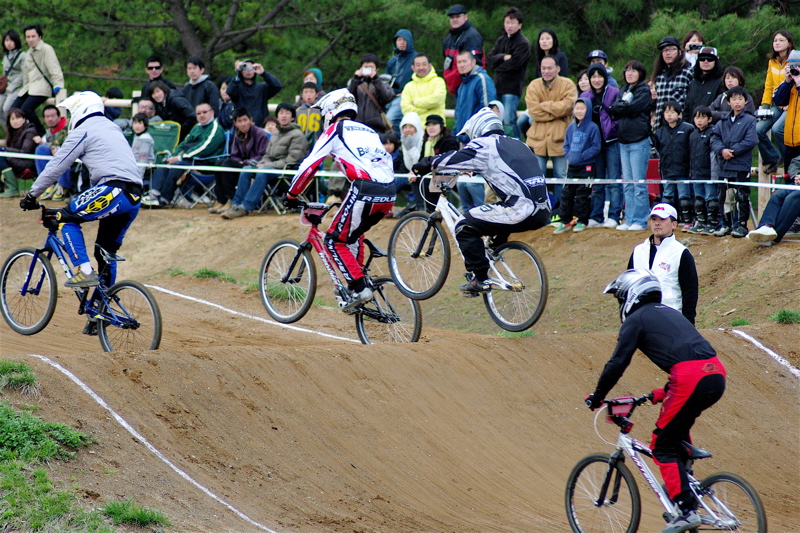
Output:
top-left (483, 241), bottom-right (548, 332)
top-left (565, 453), bottom-right (641, 533)
top-left (98, 281), bottom-right (162, 352)
top-left (699, 472), bottom-right (767, 532)
top-left (387, 211), bottom-right (451, 300)
top-left (0, 248), bottom-right (58, 335)
top-left (355, 277), bottom-right (422, 344)
top-left (260, 239), bottom-right (317, 323)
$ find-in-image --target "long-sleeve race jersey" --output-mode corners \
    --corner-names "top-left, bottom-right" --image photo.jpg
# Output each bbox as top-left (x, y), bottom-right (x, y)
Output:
top-left (288, 119), bottom-right (394, 197)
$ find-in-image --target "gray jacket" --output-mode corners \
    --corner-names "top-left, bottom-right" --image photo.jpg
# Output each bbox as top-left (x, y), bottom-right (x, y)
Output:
top-left (31, 115), bottom-right (142, 197)
top-left (2, 49), bottom-right (26, 94)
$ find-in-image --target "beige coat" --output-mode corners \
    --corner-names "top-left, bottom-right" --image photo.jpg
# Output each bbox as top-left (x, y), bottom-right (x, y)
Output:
top-left (19, 40), bottom-right (64, 98)
top-left (524, 76), bottom-right (576, 157)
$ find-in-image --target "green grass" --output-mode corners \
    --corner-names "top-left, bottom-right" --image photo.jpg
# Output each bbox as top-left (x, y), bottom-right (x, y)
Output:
top-left (1, 362), bottom-right (170, 531)
top-left (770, 308), bottom-right (800, 324)
top-left (497, 330), bottom-right (536, 338)
top-left (102, 500), bottom-right (171, 527)
top-left (193, 267), bottom-right (237, 283)
top-left (730, 318), bottom-right (750, 327)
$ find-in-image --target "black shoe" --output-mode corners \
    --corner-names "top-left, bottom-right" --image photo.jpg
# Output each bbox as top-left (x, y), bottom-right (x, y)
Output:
top-left (459, 273), bottom-right (490, 297)
top-left (731, 226), bottom-right (749, 238)
top-left (82, 319), bottom-right (98, 336)
top-left (763, 160), bottom-right (780, 175)
top-left (712, 225), bottom-right (731, 237)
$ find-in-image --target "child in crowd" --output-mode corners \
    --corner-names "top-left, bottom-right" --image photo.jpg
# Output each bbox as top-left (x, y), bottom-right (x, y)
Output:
top-left (264, 116), bottom-right (279, 137)
top-left (653, 99), bottom-right (694, 229)
top-left (710, 85), bottom-right (758, 238)
top-left (130, 113), bottom-right (155, 179)
top-left (296, 82), bottom-right (323, 146)
top-left (687, 106), bottom-right (716, 234)
top-left (554, 98), bottom-right (601, 233)
top-left (488, 100), bottom-right (515, 136)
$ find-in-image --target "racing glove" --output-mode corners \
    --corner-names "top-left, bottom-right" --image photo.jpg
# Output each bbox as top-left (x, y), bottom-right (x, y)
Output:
top-left (585, 393), bottom-right (604, 411)
top-left (282, 193), bottom-right (299, 209)
top-left (20, 194), bottom-right (39, 211)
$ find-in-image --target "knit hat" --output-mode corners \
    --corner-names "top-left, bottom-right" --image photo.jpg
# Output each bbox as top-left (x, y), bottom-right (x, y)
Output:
top-left (657, 36), bottom-right (680, 50)
top-left (788, 50), bottom-right (800, 66)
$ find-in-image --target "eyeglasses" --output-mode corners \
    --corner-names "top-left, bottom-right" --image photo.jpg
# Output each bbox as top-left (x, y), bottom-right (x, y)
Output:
top-left (138, 105), bottom-right (154, 110)
top-left (146, 65), bottom-right (162, 70)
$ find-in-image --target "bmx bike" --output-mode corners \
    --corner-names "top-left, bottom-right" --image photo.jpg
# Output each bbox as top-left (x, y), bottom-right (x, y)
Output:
top-left (259, 201), bottom-right (422, 344)
top-left (565, 394), bottom-right (767, 532)
top-left (1, 205), bottom-right (162, 352)
top-left (386, 171), bottom-right (547, 331)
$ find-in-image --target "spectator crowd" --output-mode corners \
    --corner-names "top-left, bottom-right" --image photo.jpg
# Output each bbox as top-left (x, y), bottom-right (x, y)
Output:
top-left (0, 11), bottom-right (798, 245)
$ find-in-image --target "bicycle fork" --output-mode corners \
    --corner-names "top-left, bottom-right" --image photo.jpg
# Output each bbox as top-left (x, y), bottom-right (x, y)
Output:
top-left (595, 451), bottom-right (628, 507)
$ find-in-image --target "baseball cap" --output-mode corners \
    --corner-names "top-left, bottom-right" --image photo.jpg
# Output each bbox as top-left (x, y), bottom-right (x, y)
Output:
top-left (657, 36), bottom-right (680, 50)
top-left (649, 203), bottom-right (678, 220)
top-left (587, 49), bottom-right (608, 61)
top-left (447, 4), bottom-right (468, 16)
top-left (425, 114), bottom-right (445, 125)
top-left (697, 47), bottom-right (718, 61)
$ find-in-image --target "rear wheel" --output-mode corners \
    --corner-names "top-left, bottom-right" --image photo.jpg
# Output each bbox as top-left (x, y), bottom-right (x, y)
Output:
top-left (355, 277), bottom-right (422, 344)
top-left (98, 281), bottom-right (162, 352)
top-left (387, 212), bottom-right (450, 300)
top-left (0, 248), bottom-right (58, 335)
top-left (565, 453), bottom-right (641, 533)
top-left (260, 239), bottom-right (317, 323)
top-left (699, 472), bottom-right (766, 532)
top-left (483, 241), bottom-right (548, 332)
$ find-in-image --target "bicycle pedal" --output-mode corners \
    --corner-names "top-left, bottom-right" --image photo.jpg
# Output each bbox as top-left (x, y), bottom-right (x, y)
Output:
top-left (461, 290), bottom-right (481, 298)
top-left (82, 320), bottom-right (98, 336)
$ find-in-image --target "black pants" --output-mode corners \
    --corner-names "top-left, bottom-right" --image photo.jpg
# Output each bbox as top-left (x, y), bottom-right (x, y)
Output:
top-left (560, 182), bottom-right (591, 224)
top-left (717, 171), bottom-right (750, 227)
top-left (214, 158), bottom-right (243, 204)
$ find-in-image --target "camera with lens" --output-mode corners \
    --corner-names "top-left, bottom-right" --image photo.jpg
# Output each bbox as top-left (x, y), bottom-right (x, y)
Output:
top-left (689, 43), bottom-right (703, 51)
top-left (755, 107), bottom-right (774, 120)
top-left (790, 66), bottom-right (800, 77)
top-left (238, 58), bottom-right (255, 73)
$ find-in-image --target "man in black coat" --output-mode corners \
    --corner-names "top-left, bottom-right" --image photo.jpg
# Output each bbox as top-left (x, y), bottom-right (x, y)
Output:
top-left (487, 7), bottom-right (530, 137)
top-left (226, 59), bottom-right (283, 128)
top-left (182, 56), bottom-right (221, 114)
top-left (442, 4), bottom-right (484, 95)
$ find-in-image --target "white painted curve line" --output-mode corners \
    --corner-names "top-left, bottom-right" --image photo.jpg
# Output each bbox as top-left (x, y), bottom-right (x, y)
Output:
top-left (730, 329), bottom-right (800, 379)
top-left (146, 285), bottom-right (358, 343)
top-left (24, 354), bottom-right (279, 533)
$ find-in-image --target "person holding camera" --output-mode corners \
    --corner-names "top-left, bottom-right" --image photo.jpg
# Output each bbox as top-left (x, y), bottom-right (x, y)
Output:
top-left (226, 58), bottom-right (283, 129)
top-left (347, 53), bottom-right (395, 134)
top-left (772, 50), bottom-right (800, 165)
top-left (756, 30), bottom-right (794, 174)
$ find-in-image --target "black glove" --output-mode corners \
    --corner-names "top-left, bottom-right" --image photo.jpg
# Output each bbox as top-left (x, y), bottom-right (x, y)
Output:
top-left (411, 162), bottom-right (431, 176)
top-left (585, 394), bottom-right (604, 411)
top-left (20, 194), bottom-right (39, 211)
top-left (282, 194), bottom-right (299, 209)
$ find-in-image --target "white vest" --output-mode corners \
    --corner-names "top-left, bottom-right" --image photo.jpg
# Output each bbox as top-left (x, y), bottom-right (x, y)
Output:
top-left (631, 234), bottom-right (685, 312)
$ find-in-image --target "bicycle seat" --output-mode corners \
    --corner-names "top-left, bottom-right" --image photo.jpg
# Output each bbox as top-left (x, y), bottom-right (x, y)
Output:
top-left (94, 244), bottom-right (125, 262)
top-left (682, 441), bottom-right (712, 460)
top-left (364, 238), bottom-right (387, 258)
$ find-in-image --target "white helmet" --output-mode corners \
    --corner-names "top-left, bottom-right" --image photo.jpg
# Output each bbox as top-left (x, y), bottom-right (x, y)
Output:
top-left (58, 91), bottom-right (105, 132)
top-left (604, 269), bottom-right (662, 323)
top-left (458, 107), bottom-right (503, 141)
top-left (314, 88), bottom-right (358, 130)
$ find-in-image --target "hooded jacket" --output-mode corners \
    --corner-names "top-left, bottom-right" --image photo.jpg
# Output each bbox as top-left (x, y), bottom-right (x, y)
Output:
top-left (710, 111), bottom-right (758, 176)
top-left (454, 65), bottom-right (497, 134)
top-left (610, 81), bottom-right (652, 144)
top-left (399, 112), bottom-right (423, 170)
top-left (563, 98), bottom-right (602, 167)
top-left (525, 75), bottom-right (576, 156)
top-left (487, 28), bottom-right (531, 96)
top-left (580, 64), bottom-right (620, 143)
top-left (682, 60), bottom-right (724, 123)
top-left (386, 30), bottom-right (416, 93)
top-left (709, 90), bottom-right (756, 123)
top-left (182, 74), bottom-right (221, 114)
top-left (400, 65), bottom-right (447, 120)
top-left (653, 117), bottom-right (693, 179)
top-left (227, 70), bottom-right (283, 129)
top-left (442, 19), bottom-right (485, 94)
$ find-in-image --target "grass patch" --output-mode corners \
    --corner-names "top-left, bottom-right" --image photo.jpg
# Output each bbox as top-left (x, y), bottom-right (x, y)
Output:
top-left (102, 500), bottom-right (171, 527)
top-left (193, 267), bottom-right (237, 283)
top-left (730, 318), bottom-right (750, 327)
top-left (168, 267), bottom-right (189, 277)
top-left (497, 330), bottom-right (536, 338)
top-left (770, 308), bottom-right (800, 324)
top-left (0, 360), bottom-right (40, 396)
top-left (0, 402), bottom-right (94, 462)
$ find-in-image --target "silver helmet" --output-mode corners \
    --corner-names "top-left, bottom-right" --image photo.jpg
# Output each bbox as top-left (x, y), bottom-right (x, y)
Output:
top-left (458, 107), bottom-right (503, 141)
top-left (604, 269), bottom-right (662, 322)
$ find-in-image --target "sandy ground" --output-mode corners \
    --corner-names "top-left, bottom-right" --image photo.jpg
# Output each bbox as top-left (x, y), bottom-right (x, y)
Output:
top-left (1, 200), bottom-right (798, 532)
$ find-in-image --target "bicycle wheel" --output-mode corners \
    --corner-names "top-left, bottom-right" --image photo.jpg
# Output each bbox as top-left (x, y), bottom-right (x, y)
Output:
top-left (387, 212), bottom-right (450, 300)
top-left (565, 453), bottom-right (641, 533)
top-left (97, 281), bottom-right (162, 352)
top-left (0, 248), bottom-right (58, 335)
top-left (355, 277), bottom-right (422, 344)
top-left (260, 239), bottom-right (317, 323)
top-left (699, 472), bottom-right (767, 532)
top-left (483, 241), bottom-right (548, 332)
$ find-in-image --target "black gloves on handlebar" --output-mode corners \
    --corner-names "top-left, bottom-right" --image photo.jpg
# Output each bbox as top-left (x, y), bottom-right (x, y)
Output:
top-left (282, 193), bottom-right (299, 209)
top-left (20, 193), bottom-right (39, 211)
top-left (585, 393), bottom-right (604, 411)
top-left (411, 161), bottom-right (431, 177)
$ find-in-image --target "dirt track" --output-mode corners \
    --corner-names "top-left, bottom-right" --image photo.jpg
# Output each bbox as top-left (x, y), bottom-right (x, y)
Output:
top-left (1, 202), bottom-right (799, 531)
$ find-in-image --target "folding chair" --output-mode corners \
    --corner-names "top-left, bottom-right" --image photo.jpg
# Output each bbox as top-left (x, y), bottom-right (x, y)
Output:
top-left (257, 164), bottom-right (302, 215)
top-left (174, 129), bottom-right (232, 209)
top-left (144, 121), bottom-right (181, 192)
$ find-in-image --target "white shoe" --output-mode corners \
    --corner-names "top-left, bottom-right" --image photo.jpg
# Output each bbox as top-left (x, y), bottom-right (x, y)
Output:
top-left (627, 223), bottom-right (646, 231)
top-left (602, 218), bottom-right (619, 229)
top-left (616, 223), bottom-right (630, 231)
top-left (586, 219), bottom-right (603, 229)
top-left (174, 195), bottom-right (192, 209)
top-left (141, 193), bottom-right (162, 207)
top-left (755, 240), bottom-right (773, 247)
top-left (342, 287), bottom-right (373, 311)
top-left (747, 226), bottom-right (777, 242)
top-left (662, 510), bottom-right (701, 533)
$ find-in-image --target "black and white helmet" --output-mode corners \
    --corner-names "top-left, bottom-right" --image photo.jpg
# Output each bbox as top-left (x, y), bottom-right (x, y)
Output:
top-left (604, 269), bottom-right (662, 323)
top-left (314, 88), bottom-right (358, 130)
top-left (458, 107), bottom-right (503, 141)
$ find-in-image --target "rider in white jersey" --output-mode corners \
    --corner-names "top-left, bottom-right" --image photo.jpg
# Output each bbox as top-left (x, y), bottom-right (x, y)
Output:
top-left (286, 89), bottom-right (396, 310)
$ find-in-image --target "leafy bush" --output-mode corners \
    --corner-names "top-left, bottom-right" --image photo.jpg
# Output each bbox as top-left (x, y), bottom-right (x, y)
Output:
top-left (0, 403), bottom-right (94, 462)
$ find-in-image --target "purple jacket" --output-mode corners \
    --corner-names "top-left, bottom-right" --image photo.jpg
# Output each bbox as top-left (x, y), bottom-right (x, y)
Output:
top-left (580, 64), bottom-right (620, 143)
top-left (231, 125), bottom-right (269, 165)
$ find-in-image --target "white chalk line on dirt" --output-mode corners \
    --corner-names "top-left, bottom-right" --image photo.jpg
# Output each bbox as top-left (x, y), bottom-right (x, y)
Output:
top-left (24, 354), bottom-right (279, 533)
top-left (147, 285), bottom-right (359, 343)
top-left (730, 329), bottom-right (800, 379)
